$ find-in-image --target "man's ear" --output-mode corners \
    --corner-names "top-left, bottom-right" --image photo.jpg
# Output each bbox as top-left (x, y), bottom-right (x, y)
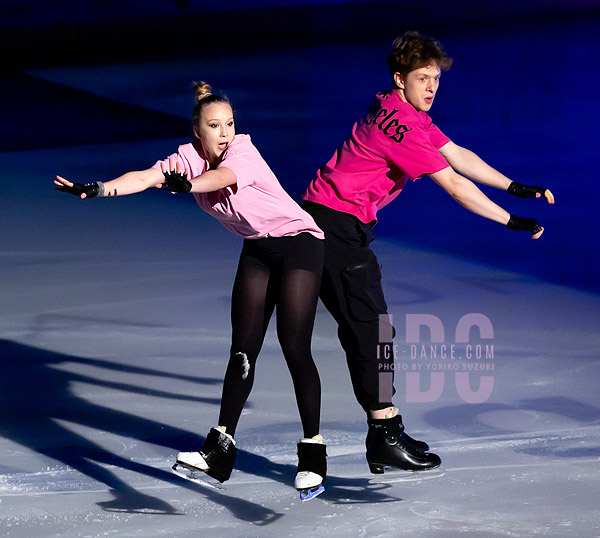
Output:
top-left (393, 72), bottom-right (405, 89)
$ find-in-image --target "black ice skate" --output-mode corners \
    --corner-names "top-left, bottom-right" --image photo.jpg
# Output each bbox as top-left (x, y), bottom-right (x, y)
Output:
top-left (173, 426), bottom-right (237, 484)
top-left (366, 414), bottom-right (441, 474)
top-left (294, 436), bottom-right (327, 501)
top-left (366, 407), bottom-right (430, 453)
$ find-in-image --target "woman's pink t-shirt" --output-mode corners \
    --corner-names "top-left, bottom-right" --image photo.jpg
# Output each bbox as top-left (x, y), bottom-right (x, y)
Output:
top-left (154, 134), bottom-right (324, 240)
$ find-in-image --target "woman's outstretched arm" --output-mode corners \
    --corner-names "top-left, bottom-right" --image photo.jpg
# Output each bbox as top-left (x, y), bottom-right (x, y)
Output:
top-left (55, 168), bottom-right (164, 199)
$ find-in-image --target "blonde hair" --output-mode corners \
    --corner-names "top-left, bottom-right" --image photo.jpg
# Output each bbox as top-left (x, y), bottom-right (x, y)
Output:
top-left (193, 81), bottom-right (213, 103)
top-left (192, 81), bottom-right (231, 125)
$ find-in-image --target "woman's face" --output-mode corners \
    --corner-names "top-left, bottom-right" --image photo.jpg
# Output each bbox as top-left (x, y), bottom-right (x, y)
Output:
top-left (195, 102), bottom-right (235, 164)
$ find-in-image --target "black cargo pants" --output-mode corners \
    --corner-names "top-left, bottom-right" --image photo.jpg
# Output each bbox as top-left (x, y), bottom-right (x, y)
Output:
top-left (303, 202), bottom-right (395, 412)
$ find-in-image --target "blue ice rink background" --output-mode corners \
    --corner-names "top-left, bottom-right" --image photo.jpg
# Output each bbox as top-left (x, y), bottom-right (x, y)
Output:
top-left (4, 0), bottom-right (600, 292)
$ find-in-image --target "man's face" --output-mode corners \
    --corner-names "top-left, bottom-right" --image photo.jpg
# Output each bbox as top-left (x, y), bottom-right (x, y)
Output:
top-left (394, 64), bottom-right (441, 112)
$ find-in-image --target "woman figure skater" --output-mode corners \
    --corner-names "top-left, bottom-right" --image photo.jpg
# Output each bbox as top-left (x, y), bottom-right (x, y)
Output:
top-left (55, 82), bottom-right (327, 500)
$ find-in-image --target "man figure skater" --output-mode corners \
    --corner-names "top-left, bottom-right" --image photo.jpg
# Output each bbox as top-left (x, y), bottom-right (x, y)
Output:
top-left (302, 31), bottom-right (554, 474)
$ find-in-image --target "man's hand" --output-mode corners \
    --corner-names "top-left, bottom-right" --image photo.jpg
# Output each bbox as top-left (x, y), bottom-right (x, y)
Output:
top-left (506, 214), bottom-right (544, 239)
top-left (508, 182), bottom-right (555, 204)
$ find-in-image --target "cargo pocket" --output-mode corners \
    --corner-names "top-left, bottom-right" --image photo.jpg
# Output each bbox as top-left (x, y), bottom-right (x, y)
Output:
top-left (340, 260), bottom-right (388, 322)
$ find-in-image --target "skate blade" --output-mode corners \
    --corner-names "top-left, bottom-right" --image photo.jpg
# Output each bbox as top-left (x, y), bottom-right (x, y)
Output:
top-left (368, 466), bottom-right (445, 484)
top-left (171, 463), bottom-right (226, 491)
top-left (298, 484), bottom-right (325, 501)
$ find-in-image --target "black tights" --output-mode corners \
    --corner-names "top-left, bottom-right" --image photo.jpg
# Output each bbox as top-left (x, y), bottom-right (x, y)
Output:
top-left (217, 255), bottom-right (322, 438)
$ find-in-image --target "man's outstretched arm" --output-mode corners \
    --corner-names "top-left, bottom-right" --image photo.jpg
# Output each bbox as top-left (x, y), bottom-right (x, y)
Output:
top-left (429, 166), bottom-right (544, 239)
top-left (439, 141), bottom-right (555, 204)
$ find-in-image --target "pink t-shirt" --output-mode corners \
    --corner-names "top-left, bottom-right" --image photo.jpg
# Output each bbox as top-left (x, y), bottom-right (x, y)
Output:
top-left (303, 90), bottom-right (451, 223)
top-left (154, 134), bottom-right (324, 240)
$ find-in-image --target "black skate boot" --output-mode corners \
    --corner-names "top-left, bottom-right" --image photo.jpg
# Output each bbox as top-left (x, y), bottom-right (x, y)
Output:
top-left (366, 415), bottom-right (441, 473)
top-left (294, 435), bottom-right (327, 501)
top-left (366, 408), bottom-right (430, 453)
top-left (174, 427), bottom-right (237, 483)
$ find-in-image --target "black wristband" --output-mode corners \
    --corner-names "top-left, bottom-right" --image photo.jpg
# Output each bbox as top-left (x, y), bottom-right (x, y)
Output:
top-left (506, 214), bottom-right (542, 235)
top-left (507, 182), bottom-right (546, 199)
top-left (84, 182), bottom-right (100, 198)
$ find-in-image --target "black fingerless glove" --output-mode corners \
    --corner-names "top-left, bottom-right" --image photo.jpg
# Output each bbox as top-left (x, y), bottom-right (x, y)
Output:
top-left (507, 181), bottom-right (546, 199)
top-left (55, 181), bottom-right (102, 198)
top-left (162, 170), bottom-right (192, 194)
top-left (506, 214), bottom-right (542, 235)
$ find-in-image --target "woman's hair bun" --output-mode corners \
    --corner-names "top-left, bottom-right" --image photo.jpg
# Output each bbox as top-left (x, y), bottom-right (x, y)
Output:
top-left (191, 80), bottom-right (231, 125)
top-left (193, 81), bottom-right (212, 103)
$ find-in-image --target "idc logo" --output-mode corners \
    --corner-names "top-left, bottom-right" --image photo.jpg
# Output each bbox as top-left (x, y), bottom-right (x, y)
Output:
top-left (378, 313), bottom-right (495, 404)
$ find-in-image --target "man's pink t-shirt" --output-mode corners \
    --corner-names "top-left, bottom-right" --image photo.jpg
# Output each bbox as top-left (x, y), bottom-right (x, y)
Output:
top-left (154, 134), bottom-right (324, 240)
top-left (303, 90), bottom-right (451, 223)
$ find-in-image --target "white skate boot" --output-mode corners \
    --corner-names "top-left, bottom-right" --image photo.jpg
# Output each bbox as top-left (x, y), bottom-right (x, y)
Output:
top-left (294, 435), bottom-right (327, 501)
top-left (173, 426), bottom-right (237, 484)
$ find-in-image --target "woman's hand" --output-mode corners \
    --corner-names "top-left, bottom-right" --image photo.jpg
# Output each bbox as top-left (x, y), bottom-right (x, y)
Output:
top-left (156, 158), bottom-right (192, 194)
top-left (54, 175), bottom-right (102, 199)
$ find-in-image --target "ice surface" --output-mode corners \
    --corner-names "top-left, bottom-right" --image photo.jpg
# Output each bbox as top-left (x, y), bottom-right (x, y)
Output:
top-left (2, 139), bottom-right (599, 537)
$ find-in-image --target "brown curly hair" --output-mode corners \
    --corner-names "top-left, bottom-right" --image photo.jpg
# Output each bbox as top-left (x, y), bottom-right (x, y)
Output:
top-left (386, 31), bottom-right (452, 81)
